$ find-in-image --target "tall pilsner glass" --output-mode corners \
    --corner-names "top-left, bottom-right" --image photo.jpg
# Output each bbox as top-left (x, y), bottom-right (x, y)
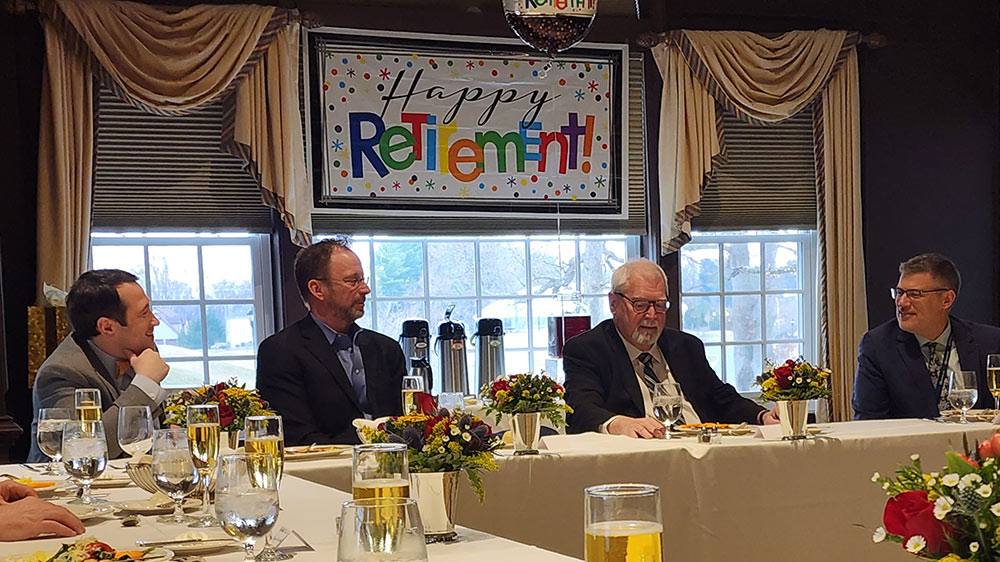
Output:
top-left (62, 420), bottom-right (108, 505)
top-left (216, 453), bottom-right (280, 562)
top-left (987, 354), bottom-right (1000, 411)
top-left (948, 369), bottom-right (979, 424)
top-left (151, 428), bottom-right (200, 524)
top-left (37, 408), bottom-right (71, 475)
top-left (74, 388), bottom-right (102, 422)
top-left (584, 484), bottom-right (663, 562)
top-left (187, 404), bottom-right (221, 527)
top-left (352, 443), bottom-right (409, 500)
top-left (245, 415), bottom-right (289, 562)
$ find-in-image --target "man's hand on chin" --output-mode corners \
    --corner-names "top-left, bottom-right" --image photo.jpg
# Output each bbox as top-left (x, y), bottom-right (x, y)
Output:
top-left (607, 416), bottom-right (666, 439)
top-left (129, 348), bottom-right (170, 383)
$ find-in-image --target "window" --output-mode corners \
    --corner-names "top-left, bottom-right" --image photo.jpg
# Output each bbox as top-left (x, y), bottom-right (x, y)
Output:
top-left (326, 234), bottom-right (640, 384)
top-left (679, 231), bottom-right (818, 394)
top-left (90, 233), bottom-right (274, 389)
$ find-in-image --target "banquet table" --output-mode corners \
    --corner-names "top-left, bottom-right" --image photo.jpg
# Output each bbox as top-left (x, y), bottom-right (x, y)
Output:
top-left (0, 466), bottom-right (579, 561)
top-left (284, 418), bottom-right (998, 561)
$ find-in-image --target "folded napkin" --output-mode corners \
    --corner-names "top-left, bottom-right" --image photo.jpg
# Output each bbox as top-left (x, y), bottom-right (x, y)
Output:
top-left (351, 417), bottom-right (391, 443)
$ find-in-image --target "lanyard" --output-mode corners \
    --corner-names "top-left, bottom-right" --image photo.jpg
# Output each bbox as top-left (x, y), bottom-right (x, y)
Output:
top-left (932, 331), bottom-right (955, 402)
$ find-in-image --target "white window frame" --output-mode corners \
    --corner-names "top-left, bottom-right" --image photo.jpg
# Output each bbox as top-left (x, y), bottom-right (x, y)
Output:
top-left (90, 232), bottom-right (275, 387)
top-left (680, 230), bottom-right (819, 395)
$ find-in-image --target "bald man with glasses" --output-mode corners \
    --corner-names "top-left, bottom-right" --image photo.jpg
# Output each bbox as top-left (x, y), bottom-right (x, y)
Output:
top-left (563, 259), bottom-right (777, 438)
top-left (852, 253), bottom-right (1000, 419)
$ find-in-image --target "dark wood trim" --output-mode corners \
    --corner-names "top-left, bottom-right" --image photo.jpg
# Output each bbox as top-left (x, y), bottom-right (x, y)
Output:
top-left (0, 240), bottom-right (24, 462)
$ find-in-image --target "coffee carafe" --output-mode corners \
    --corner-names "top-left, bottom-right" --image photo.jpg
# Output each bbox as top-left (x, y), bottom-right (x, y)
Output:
top-left (435, 306), bottom-right (469, 395)
top-left (399, 320), bottom-right (432, 390)
top-left (473, 318), bottom-right (505, 389)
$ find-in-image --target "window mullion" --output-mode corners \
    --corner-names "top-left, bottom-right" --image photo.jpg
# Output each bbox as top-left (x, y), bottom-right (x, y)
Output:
top-left (524, 238), bottom-right (534, 374)
top-left (197, 245), bottom-right (209, 384)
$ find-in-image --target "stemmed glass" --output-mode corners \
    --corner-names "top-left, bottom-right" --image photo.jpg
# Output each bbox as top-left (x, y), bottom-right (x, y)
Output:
top-left (245, 415), bottom-right (289, 561)
top-left (650, 382), bottom-right (684, 437)
top-left (948, 369), bottom-right (980, 424)
top-left (187, 404), bottom-right (221, 527)
top-left (337, 497), bottom-right (427, 561)
top-left (37, 408), bottom-right (71, 475)
top-left (151, 428), bottom-right (200, 524)
top-left (118, 405), bottom-right (154, 459)
top-left (987, 355), bottom-right (1000, 412)
top-left (584, 484), bottom-right (662, 562)
top-left (216, 453), bottom-right (280, 562)
top-left (352, 443), bottom-right (409, 500)
top-left (62, 420), bottom-right (108, 505)
top-left (401, 376), bottom-right (425, 414)
top-left (74, 388), bottom-right (102, 421)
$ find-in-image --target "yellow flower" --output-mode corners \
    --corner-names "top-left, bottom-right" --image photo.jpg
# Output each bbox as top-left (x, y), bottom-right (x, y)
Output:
top-left (521, 390), bottom-right (531, 398)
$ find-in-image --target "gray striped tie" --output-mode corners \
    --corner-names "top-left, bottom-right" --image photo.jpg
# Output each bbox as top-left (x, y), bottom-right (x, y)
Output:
top-left (637, 352), bottom-right (660, 391)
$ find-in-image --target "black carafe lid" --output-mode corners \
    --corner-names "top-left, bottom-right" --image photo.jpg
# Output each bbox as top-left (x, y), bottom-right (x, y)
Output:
top-left (475, 318), bottom-right (504, 337)
top-left (438, 321), bottom-right (466, 341)
top-left (401, 319), bottom-right (430, 338)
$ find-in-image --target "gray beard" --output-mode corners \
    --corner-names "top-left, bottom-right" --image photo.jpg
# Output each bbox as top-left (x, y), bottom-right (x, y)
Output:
top-left (632, 326), bottom-right (661, 347)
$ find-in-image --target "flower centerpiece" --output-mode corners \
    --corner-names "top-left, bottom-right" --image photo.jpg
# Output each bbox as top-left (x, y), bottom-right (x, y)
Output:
top-left (480, 373), bottom-right (573, 454)
top-left (163, 380), bottom-right (270, 445)
top-left (754, 358), bottom-right (832, 439)
top-left (870, 433), bottom-right (1000, 560)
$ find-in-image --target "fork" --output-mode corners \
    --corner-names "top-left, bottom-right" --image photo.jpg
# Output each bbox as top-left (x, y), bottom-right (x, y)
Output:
top-left (20, 464), bottom-right (42, 473)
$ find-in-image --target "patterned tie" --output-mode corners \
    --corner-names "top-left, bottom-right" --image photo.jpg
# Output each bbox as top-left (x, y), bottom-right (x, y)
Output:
top-left (637, 352), bottom-right (660, 392)
top-left (923, 342), bottom-right (949, 409)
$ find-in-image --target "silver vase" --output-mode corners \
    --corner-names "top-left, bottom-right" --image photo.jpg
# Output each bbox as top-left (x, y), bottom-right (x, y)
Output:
top-left (776, 400), bottom-right (810, 440)
top-left (511, 412), bottom-right (541, 455)
top-left (409, 471), bottom-right (459, 542)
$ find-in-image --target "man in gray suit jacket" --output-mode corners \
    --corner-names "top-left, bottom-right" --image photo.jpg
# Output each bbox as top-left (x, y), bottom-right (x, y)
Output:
top-left (29, 270), bottom-right (170, 461)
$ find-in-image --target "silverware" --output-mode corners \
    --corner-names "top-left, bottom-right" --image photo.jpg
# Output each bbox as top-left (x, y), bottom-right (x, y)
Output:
top-left (136, 538), bottom-right (235, 547)
top-left (20, 464), bottom-right (42, 473)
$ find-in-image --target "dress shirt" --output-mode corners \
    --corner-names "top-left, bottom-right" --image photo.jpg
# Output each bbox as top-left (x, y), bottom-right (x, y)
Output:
top-left (599, 329), bottom-right (701, 433)
top-left (89, 340), bottom-right (167, 404)
top-left (310, 313), bottom-right (371, 416)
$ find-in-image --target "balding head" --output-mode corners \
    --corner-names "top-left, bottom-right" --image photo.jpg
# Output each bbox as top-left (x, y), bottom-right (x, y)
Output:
top-left (611, 259), bottom-right (669, 295)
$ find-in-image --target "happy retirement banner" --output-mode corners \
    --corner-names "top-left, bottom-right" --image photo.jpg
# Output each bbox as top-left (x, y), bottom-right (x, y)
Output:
top-left (311, 33), bottom-right (624, 215)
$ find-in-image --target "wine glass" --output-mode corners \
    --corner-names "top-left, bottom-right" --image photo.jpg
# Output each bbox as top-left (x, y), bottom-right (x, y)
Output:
top-left (37, 408), bottom-right (71, 475)
top-left (651, 382), bottom-right (684, 437)
top-left (352, 443), bottom-right (409, 500)
top-left (987, 355), bottom-right (1000, 412)
top-left (245, 415), bottom-right (289, 562)
top-left (187, 404), bottom-right (221, 527)
top-left (337, 497), bottom-right (427, 561)
top-left (74, 388), bottom-right (102, 421)
top-left (216, 453), bottom-right (280, 562)
top-left (438, 392), bottom-right (465, 413)
top-left (151, 428), bottom-right (200, 524)
top-left (62, 419), bottom-right (108, 505)
top-left (118, 405), bottom-right (153, 459)
top-left (401, 376), bottom-right (425, 414)
top-left (948, 369), bottom-right (979, 424)
top-left (584, 484), bottom-right (662, 562)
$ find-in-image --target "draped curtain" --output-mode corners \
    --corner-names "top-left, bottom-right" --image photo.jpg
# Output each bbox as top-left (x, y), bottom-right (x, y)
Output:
top-left (35, 0), bottom-right (311, 300)
top-left (651, 30), bottom-right (867, 421)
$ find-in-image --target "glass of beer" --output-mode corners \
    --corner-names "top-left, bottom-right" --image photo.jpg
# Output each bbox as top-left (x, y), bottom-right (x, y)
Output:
top-left (584, 483), bottom-right (663, 562)
top-left (401, 376), bottom-right (425, 414)
top-left (337, 497), bottom-right (427, 561)
top-left (74, 388), bottom-right (102, 421)
top-left (245, 415), bottom-right (289, 562)
top-left (987, 354), bottom-right (1000, 411)
top-left (37, 407), bottom-right (71, 475)
top-left (352, 443), bottom-right (409, 500)
top-left (186, 404), bottom-right (221, 527)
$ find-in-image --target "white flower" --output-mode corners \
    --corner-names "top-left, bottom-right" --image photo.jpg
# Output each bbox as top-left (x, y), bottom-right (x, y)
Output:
top-left (871, 472), bottom-right (881, 482)
top-left (438, 446), bottom-right (446, 453)
top-left (960, 473), bottom-right (983, 489)
top-left (933, 496), bottom-right (954, 520)
top-left (442, 435), bottom-right (449, 442)
top-left (931, 472), bottom-right (939, 478)
top-left (990, 503), bottom-right (1000, 517)
top-left (905, 535), bottom-right (926, 554)
top-left (882, 482), bottom-right (890, 490)
top-left (982, 522), bottom-right (989, 529)
top-left (971, 542), bottom-right (980, 553)
top-left (911, 454), bottom-right (920, 461)
top-left (462, 432), bottom-right (471, 442)
top-left (928, 478), bottom-right (937, 486)
top-left (450, 426), bottom-right (460, 436)
top-left (942, 473), bottom-right (960, 487)
top-left (977, 484), bottom-right (993, 498)
top-left (872, 527), bottom-right (886, 543)
top-left (795, 377), bottom-right (803, 384)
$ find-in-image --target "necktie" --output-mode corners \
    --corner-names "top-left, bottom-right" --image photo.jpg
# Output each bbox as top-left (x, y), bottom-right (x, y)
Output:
top-left (637, 352), bottom-right (660, 392)
top-left (923, 342), bottom-right (949, 409)
top-left (333, 334), bottom-right (368, 412)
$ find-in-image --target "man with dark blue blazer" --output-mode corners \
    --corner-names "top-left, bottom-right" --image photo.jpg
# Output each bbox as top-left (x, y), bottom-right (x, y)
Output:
top-left (256, 238), bottom-right (405, 445)
top-left (852, 253), bottom-right (1000, 419)
top-left (564, 259), bottom-right (778, 438)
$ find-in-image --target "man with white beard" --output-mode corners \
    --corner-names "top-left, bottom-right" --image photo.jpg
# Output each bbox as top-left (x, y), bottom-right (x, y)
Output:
top-left (563, 259), bottom-right (779, 438)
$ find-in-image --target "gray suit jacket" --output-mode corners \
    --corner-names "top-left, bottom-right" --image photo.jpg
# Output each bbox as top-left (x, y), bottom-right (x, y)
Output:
top-left (29, 333), bottom-right (163, 462)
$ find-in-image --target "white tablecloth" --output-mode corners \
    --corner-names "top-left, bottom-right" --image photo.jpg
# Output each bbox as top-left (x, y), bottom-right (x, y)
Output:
top-left (0, 467), bottom-right (578, 561)
top-left (284, 419), bottom-right (999, 561)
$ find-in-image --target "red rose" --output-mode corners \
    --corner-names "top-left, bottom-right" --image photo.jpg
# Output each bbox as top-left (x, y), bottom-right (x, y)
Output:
top-left (492, 380), bottom-right (510, 393)
top-left (980, 433), bottom-right (1000, 459)
top-left (218, 403), bottom-right (235, 428)
top-left (774, 365), bottom-right (794, 389)
top-left (785, 359), bottom-right (796, 366)
top-left (415, 392), bottom-right (437, 415)
top-left (215, 382), bottom-right (228, 391)
top-left (883, 490), bottom-right (953, 555)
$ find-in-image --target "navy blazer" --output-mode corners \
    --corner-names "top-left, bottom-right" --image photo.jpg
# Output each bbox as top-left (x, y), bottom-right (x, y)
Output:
top-left (563, 320), bottom-right (764, 433)
top-left (256, 315), bottom-right (406, 445)
top-left (852, 316), bottom-right (1000, 419)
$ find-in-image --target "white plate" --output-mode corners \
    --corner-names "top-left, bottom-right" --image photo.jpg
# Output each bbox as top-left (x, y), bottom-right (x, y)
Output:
top-left (2, 547), bottom-right (171, 562)
top-left (117, 498), bottom-right (201, 515)
top-left (62, 503), bottom-right (117, 521)
top-left (285, 445), bottom-right (352, 461)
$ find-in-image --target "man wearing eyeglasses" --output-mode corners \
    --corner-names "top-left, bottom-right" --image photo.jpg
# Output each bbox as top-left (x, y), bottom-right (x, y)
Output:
top-left (256, 238), bottom-right (406, 445)
top-left (852, 253), bottom-right (1000, 419)
top-left (563, 259), bottom-right (778, 438)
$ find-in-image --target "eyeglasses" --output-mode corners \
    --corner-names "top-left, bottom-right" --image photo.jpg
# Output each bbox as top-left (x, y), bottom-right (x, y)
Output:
top-left (614, 293), bottom-right (670, 313)
top-left (890, 287), bottom-right (951, 300)
top-left (316, 276), bottom-right (369, 288)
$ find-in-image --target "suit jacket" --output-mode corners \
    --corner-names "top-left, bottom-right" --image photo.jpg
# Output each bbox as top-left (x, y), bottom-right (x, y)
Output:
top-left (563, 320), bottom-right (765, 433)
top-left (256, 315), bottom-right (406, 446)
top-left (852, 316), bottom-right (1000, 419)
top-left (29, 333), bottom-right (163, 462)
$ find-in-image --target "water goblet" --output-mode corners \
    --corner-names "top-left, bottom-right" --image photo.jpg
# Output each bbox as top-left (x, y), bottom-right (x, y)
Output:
top-left (37, 408), bottom-right (71, 475)
top-left (948, 369), bottom-right (979, 424)
top-left (62, 419), bottom-right (108, 505)
top-left (151, 428), bottom-right (200, 524)
top-left (651, 382), bottom-right (683, 437)
top-left (118, 405), bottom-right (154, 459)
top-left (216, 453), bottom-right (280, 562)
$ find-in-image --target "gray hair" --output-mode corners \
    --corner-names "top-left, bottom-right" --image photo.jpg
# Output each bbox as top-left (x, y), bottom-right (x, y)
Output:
top-left (611, 259), bottom-right (668, 294)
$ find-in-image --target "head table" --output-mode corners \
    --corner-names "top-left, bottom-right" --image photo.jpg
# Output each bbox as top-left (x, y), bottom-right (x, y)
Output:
top-left (0, 467), bottom-right (579, 561)
top-left (283, 418), bottom-right (998, 561)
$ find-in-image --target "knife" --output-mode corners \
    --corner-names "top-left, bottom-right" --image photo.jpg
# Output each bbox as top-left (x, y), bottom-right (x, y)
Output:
top-left (135, 538), bottom-right (235, 547)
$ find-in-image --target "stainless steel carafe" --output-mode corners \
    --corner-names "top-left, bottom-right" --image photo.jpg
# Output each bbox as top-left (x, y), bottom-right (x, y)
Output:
top-left (435, 307), bottom-right (469, 395)
top-left (399, 320), bottom-right (432, 391)
top-left (473, 318), bottom-right (505, 390)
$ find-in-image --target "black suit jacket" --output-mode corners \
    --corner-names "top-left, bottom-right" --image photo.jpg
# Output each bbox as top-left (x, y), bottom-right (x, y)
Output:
top-left (256, 315), bottom-right (406, 445)
top-left (563, 320), bottom-right (765, 433)
top-left (852, 316), bottom-right (1000, 419)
